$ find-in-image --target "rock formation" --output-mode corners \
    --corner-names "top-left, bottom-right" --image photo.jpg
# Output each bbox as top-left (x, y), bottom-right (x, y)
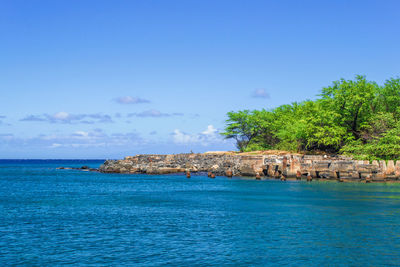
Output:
top-left (98, 152), bottom-right (400, 182)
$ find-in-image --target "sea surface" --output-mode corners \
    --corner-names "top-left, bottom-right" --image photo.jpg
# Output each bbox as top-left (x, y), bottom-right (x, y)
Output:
top-left (1, 160), bottom-right (400, 266)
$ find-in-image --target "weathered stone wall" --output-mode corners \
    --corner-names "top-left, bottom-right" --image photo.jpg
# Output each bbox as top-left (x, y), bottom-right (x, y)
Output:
top-left (99, 153), bottom-right (400, 182)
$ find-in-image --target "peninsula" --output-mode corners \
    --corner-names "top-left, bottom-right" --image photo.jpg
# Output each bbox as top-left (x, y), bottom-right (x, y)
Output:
top-left (97, 76), bottom-right (400, 183)
top-left (99, 151), bottom-right (400, 182)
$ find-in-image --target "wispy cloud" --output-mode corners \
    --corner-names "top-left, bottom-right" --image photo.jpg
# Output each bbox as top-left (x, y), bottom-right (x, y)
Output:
top-left (114, 96), bottom-right (150, 104)
top-left (0, 129), bottom-right (143, 149)
top-left (20, 112), bottom-right (114, 124)
top-left (48, 130), bottom-right (142, 148)
top-left (252, 89), bottom-right (270, 99)
top-left (172, 125), bottom-right (222, 146)
top-left (0, 115), bottom-right (11, 126)
top-left (128, 110), bottom-right (184, 118)
top-left (0, 133), bottom-right (13, 139)
top-left (0, 115), bottom-right (5, 124)
top-left (20, 115), bottom-right (46, 122)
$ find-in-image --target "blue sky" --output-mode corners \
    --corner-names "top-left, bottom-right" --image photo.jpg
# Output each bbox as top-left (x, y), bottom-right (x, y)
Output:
top-left (0, 0), bottom-right (399, 158)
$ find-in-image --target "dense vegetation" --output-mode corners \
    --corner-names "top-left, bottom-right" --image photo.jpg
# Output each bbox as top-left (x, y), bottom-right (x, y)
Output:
top-left (221, 75), bottom-right (400, 160)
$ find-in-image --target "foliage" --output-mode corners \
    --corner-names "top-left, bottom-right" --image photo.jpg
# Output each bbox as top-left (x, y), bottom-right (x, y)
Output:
top-left (221, 110), bottom-right (262, 151)
top-left (221, 76), bottom-right (400, 160)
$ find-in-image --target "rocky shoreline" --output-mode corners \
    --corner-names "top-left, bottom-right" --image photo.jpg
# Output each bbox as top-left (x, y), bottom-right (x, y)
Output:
top-left (57, 166), bottom-right (98, 172)
top-left (97, 152), bottom-right (400, 183)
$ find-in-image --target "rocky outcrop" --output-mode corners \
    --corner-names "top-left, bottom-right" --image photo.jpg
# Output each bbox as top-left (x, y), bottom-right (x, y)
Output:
top-left (57, 166), bottom-right (98, 172)
top-left (99, 152), bottom-right (400, 182)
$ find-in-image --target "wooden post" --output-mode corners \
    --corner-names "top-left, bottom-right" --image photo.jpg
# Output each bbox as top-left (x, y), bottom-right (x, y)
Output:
top-left (296, 170), bottom-right (301, 180)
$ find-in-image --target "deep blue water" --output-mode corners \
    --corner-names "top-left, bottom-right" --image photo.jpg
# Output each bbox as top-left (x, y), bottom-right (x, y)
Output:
top-left (1, 160), bottom-right (400, 266)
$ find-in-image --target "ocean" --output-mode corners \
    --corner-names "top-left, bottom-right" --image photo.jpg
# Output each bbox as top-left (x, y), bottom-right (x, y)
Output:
top-left (1, 160), bottom-right (400, 266)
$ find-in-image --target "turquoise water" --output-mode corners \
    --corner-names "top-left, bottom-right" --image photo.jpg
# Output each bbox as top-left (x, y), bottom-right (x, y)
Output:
top-left (1, 160), bottom-right (400, 266)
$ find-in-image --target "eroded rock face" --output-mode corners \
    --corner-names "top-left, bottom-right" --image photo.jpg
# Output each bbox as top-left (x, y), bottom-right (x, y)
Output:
top-left (146, 167), bottom-right (185, 174)
top-left (100, 153), bottom-right (248, 176)
top-left (99, 153), bottom-right (400, 182)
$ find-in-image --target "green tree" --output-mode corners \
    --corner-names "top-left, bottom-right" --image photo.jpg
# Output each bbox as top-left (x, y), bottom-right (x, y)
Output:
top-left (320, 75), bottom-right (378, 140)
top-left (271, 103), bottom-right (308, 151)
top-left (222, 75), bottom-right (400, 160)
top-left (300, 100), bottom-right (347, 152)
top-left (221, 110), bottom-right (260, 151)
top-left (378, 78), bottom-right (400, 118)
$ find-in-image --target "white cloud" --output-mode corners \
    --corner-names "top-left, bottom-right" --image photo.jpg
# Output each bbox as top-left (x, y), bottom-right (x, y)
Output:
top-left (53, 111), bottom-right (70, 120)
top-left (202, 125), bottom-right (217, 136)
top-left (128, 110), bottom-right (184, 118)
top-left (172, 129), bottom-right (199, 144)
top-left (20, 112), bottom-right (114, 124)
top-left (252, 89), bottom-right (270, 99)
top-left (114, 96), bottom-right (150, 104)
top-left (50, 143), bottom-right (62, 148)
top-left (51, 143), bottom-right (107, 148)
top-left (73, 131), bottom-right (89, 137)
top-left (0, 129), bottom-right (142, 150)
top-left (172, 125), bottom-right (222, 146)
top-left (0, 133), bottom-right (14, 141)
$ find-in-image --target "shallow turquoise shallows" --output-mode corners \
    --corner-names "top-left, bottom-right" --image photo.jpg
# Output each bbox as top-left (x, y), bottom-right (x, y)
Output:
top-left (1, 160), bottom-right (400, 266)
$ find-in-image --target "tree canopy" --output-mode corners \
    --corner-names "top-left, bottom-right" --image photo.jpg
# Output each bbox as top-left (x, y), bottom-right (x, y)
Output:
top-left (221, 76), bottom-right (400, 160)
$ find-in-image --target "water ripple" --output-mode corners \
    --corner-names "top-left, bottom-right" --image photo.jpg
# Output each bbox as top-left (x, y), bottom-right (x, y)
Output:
top-left (1, 161), bottom-right (400, 265)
